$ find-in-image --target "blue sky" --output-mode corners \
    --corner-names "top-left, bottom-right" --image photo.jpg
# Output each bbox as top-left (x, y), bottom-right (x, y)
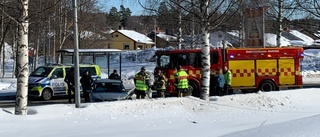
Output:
top-left (97, 0), bottom-right (146, 15)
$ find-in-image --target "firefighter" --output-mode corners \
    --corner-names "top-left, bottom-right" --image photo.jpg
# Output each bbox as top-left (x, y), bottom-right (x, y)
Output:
top-left (155, 70), bottom-right (167, 98)
top-left (223, 66), bottom-right (232, 95)
top-left (134, 66), bottom-right (151, 99)
top-left (174, 65), bottom-right (189, 97)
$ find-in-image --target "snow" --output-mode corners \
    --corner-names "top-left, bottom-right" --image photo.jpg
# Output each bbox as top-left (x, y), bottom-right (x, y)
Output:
top-left (115, 30), bottom-right (154, 44)
top-left (1, 31), bottom-right (320, 136)
top-left (289, 30), bottom-right (314, 46)
top-left (157, 32), bottom-right (177, 42)
top-left (1, 88), bottom-right (320, 137)
top-left (210, 29), bottom-right (316, 47)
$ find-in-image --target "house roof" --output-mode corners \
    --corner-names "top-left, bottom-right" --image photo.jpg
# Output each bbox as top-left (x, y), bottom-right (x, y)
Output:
top-left (113, 30), bottom-right (154, 44)
top-left (157, 32), bottom-right (177, 42)
top-left (56, 49), bottom-right (123, 53)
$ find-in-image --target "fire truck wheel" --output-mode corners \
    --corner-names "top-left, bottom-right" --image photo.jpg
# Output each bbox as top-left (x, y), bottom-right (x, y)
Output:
top-left (259, 80), bottom-right (276, 92)
top-left (241, 89), bottom-right (258, 93)
top-left (189, 81), bottom-right (199, 97)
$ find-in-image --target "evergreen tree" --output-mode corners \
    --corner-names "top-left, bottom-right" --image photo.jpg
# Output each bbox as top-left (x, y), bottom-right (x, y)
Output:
top-left (107, 7), bottom-right (120, 29)
top-left (119, 5), bottom-right (131, 29)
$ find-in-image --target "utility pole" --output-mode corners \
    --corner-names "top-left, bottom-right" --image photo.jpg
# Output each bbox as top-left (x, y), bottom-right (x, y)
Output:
top-left (72, 0), bottom-right (81, 108)
top-left (48, 16), bottom-right (51, 63)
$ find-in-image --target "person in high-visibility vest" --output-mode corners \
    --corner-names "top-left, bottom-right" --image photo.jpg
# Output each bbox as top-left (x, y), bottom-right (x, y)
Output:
top-left (134, 66), bottom-right (151, 99)
top-left (174, 65), bottom-right (189, 97)
top-left (223, 66), bottom-right (232, 95)
top-left (155, 70), bottom-right (167, 98)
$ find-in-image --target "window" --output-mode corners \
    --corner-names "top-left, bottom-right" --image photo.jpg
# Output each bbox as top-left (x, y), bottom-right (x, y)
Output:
top-left (124, 45), bottom-right (129, 49)
top-left (115, 34), bottom-right (118, 37)
top-left (210, 51), bottom-right (219, 65)
top-left (30, 67), bottom-right (53, 77)
top-left (188, 53), bottom-right (201, 67)
top-left (157, 55), bottom-right (170, 68)
top-left (80, 67), bottom-right (96, 76)
top-left (52, 68), bottom-right (63, 78)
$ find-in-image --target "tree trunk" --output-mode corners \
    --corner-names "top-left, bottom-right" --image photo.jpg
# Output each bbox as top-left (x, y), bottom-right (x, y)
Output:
top-left (177, 0), bottom-right (182, 49)
top-left (276, 0), bottom-right (282, 47)
top-left (15, 0), bottom-right (29, 115)
top-left (58, 3), bottom-right (70, 64)
top-left (12, 25), bottom-right (17, 78)
top-left (200, 0), bottom-right (210, 101)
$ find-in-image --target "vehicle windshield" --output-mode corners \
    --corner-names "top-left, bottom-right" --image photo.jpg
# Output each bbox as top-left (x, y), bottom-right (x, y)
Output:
top-left (156, 51), bottom-right (219, 69)
top-left (30, 67), bottom-right (54, 77)
top-left (94, 82), bottom-right (125, 92)
top-left (156, 53), bottom-right (202, 69)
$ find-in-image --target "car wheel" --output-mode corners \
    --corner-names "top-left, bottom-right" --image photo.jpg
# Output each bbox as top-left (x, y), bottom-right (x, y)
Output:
top-left (42, 89), bottom-right (52, 101)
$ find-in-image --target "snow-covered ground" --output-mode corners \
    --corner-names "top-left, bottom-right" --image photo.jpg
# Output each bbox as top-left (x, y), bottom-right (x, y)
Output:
top-left (1, 29), bottom-right (320, 136)
top-left (1, 47), bottom-right (320, 137)
top-left (1, 88), bottom-right (320, 137)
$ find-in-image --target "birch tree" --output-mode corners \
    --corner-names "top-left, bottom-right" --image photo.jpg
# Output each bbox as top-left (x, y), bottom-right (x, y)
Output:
top-left (177, 0), bottom-right (239, 100)
top-left (142, 0), bottom-right (239, 100)
top-left (199, 0), bottom-right (210, 100)
top-left (15, 0), bottom-right (29, 115)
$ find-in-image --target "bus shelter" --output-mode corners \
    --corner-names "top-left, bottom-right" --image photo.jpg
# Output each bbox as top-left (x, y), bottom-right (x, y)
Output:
top-left (56, 49), bottom-right (123, 77)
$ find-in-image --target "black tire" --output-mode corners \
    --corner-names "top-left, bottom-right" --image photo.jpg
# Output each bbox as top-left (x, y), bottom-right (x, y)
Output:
top-left (259, 80), bottom-right (276, 92)
top-left (189, 81), bottom-right (199, 97)
top-left (241, 89), bottom-right (258, 94)
top-left (42, 88), bottom-right (53, 101)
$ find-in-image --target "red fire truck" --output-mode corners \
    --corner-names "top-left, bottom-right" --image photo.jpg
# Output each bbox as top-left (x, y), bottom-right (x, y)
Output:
top-left (154, 47), bottom-right (304, 96)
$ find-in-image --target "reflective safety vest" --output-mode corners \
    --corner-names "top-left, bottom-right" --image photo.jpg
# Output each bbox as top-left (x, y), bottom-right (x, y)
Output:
top-left (174, 69), bottom-right (189, 89)
top-left (134, 72), bottom-right (150, 91)
top-left (156, 74), bottom-right (167, 90)
top-left (223, 70), bottom-right (232, 85)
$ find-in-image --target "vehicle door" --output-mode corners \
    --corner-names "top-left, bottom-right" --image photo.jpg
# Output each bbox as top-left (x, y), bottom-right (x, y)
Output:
top-left (50, 68), bottom-right (67, 95)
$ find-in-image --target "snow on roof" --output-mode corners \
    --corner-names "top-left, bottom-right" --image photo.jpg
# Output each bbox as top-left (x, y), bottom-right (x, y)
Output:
top-left (80, 31), bottom-right (106, 39)
top-left (209, 31), bottom-right (239, 47)
top-left (265, 33), bottom-right (291, 47)
top-left (116, 30), bottom-right (154, 44)
top-left (314, 31), bottom-right (320, 38)
top-left (289, 30), bottom-right (314, 46)
top-left (57, 49), bottom-right (123, 53)
top-left (157, 32), bottom-right (177, 42)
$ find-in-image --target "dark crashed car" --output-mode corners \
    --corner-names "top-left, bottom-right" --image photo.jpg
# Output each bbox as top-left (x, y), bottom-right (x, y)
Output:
top-left (88, 79), bottom-right (134, 102)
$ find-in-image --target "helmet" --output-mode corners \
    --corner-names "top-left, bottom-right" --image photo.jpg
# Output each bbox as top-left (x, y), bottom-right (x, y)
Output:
top-left (224, 66), bottom-right (228, 71)
top-left (177, 65), bottom-right (181, 70)
top-left (141, 66), bottom-right (146, 71)
top-left (156, 69), bottom-right (161, 73)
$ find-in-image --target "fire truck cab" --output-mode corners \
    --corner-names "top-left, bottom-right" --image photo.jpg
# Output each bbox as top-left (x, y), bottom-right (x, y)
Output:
top-left (154, 47), bottom-right (304, 96)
